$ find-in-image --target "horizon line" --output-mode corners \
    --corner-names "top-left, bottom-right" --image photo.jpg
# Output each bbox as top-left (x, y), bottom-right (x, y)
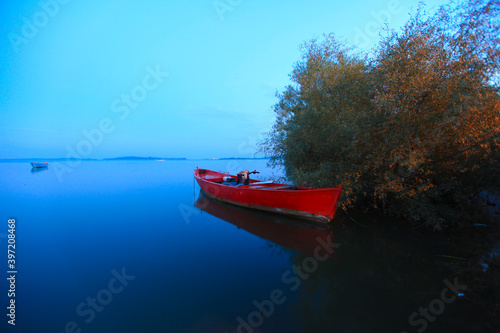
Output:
top-left (0, 156), bottom-right (271, 161)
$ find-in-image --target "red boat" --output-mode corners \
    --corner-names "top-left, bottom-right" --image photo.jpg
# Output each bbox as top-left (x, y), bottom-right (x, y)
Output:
top-left (194, 168), bottom-right (342, 223)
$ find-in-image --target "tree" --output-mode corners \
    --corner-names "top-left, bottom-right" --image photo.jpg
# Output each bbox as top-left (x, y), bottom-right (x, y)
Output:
top-left (261, 0), bottom-right (500, 228)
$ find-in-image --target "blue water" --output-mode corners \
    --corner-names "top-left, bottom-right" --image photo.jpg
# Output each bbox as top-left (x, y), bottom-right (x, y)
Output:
top-left (0, 160), bottom-right (498, 332)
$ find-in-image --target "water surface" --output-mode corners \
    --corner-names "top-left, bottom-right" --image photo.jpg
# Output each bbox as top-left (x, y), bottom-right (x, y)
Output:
top-left (0, 160), bottom-right (498, 332)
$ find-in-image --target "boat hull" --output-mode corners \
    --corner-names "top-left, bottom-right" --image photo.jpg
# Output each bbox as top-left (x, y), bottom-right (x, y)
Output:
top-left (31, 162), bottom-right (49, 168)
top-left (194, 168), bottom-right (342, 223)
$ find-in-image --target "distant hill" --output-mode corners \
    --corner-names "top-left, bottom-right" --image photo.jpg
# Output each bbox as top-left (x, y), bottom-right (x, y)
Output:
top-left (0, 156), bottom-right (187, 163)
top-left (103, 156), bottom-right (186, 161)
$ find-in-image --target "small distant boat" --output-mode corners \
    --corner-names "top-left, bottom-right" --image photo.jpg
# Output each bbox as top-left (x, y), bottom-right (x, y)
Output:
top-left (31, 162), bottom-right (49, 168)
top-left (194, 168), bottom-right (342, 223)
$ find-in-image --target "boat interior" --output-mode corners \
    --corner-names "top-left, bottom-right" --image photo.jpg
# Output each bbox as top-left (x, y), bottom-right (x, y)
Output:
top-left (196, 168), bottom-right (303, 190)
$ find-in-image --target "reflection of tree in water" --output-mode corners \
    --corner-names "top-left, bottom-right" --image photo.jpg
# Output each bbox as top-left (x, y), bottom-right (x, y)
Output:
top-left (194, 192), bottom-right (498, 331)
top-left (273, 214), bottom-right (500, 332)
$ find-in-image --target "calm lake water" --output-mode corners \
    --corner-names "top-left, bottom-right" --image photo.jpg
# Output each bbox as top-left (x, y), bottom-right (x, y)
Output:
top-left (0, 159), bottom-right (498, 333)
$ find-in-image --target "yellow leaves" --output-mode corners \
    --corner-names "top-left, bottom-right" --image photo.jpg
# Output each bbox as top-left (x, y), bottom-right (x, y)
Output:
top-left (261, 0), bottom-right (500, 225)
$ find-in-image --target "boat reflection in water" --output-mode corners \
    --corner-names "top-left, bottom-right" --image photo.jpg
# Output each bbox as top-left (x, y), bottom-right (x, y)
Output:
top-left (31, 166), bottom-right (49, 174)
top-left (194, 191), bottom-right (338, 259)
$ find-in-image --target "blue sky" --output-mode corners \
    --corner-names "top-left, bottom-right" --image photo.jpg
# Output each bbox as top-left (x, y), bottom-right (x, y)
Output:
top-left (0, 0), bottom-right (450, 159)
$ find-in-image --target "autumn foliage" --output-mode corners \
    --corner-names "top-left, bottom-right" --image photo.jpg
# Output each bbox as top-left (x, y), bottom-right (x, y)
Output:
top-left (261, 0), bottom-right (500, 228)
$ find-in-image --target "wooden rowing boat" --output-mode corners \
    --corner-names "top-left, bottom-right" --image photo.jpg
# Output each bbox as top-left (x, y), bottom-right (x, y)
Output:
top-left (194, 168), bottom-right (342, 223)
top-left (31, 162), bottom-right (49, 168)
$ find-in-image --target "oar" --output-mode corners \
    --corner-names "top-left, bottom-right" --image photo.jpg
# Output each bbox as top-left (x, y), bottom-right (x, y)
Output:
top-left (261, 185), bottom-right (295, 190)
top-left (239, 180), bottom-right (273, 186)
